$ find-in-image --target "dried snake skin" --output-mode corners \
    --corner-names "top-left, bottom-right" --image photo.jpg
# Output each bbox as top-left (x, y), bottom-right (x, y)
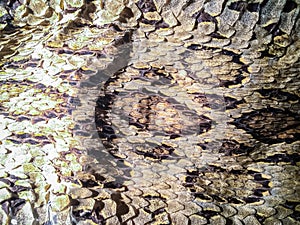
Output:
top-left (0, 0), bottom-right (299, 224)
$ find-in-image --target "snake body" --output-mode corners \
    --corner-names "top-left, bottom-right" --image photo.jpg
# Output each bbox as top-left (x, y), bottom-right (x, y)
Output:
top-left (0, 0), bottom-right (299, 224)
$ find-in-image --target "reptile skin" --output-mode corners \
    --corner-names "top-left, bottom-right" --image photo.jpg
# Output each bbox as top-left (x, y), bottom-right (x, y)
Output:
top-left (0, 0), bottom-right (299, 224)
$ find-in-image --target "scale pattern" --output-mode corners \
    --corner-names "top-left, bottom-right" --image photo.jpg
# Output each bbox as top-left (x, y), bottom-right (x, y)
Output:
top-left (0, 0), bottom-right (299, 224)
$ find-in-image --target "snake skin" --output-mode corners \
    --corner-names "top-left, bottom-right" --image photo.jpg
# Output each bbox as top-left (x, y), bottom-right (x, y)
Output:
top-left (0, 0), bottom-right (299, 224)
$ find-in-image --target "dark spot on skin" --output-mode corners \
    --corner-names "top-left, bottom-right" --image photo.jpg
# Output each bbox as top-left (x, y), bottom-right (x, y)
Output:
top-left (247, 3), bottom-right (260, 12)
top-left (244, 197), bottom-right (262, 203)
top-left (232, 107), bottom-right (300, 144)
top-left (227, 197), bottom-right (244, 204)
top-left (195, 10), bottom-right (217, 23)
top-left (219, 74), bottom-right (245, 87)
top-left (136, 0), bottom-right (157, 13)
top-left (260, 153), bottom-right (300, 165)
top-left (283, 0), bottom-right (297, 12)
top-left (228, 1), bottom-right (248, 12)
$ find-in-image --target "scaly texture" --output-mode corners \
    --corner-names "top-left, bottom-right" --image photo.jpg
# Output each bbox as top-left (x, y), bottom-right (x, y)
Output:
top-left (0, 0), bottom-right (299, 224)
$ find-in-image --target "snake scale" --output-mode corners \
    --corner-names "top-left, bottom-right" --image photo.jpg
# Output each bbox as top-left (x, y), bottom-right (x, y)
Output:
top-left (0, 0), bottom-right (299, 224)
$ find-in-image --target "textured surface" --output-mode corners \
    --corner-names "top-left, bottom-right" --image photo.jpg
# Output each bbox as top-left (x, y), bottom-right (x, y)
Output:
top-left (0, 0), bottom-right (299, 224)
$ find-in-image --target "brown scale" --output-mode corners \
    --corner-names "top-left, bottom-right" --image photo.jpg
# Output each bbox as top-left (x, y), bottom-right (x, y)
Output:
top-left (184, 165), bottom-right (272, 206)
top-left (134, 144), bottom-right (175, 160)
top-left (232, 89), bottom-right (300, 144)
top-left (129, 95), bottom-right (185, 135)
top-left (136, 0), bottom-right (169, 30)
top-left (97, 89), bottom-right (211, 160)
